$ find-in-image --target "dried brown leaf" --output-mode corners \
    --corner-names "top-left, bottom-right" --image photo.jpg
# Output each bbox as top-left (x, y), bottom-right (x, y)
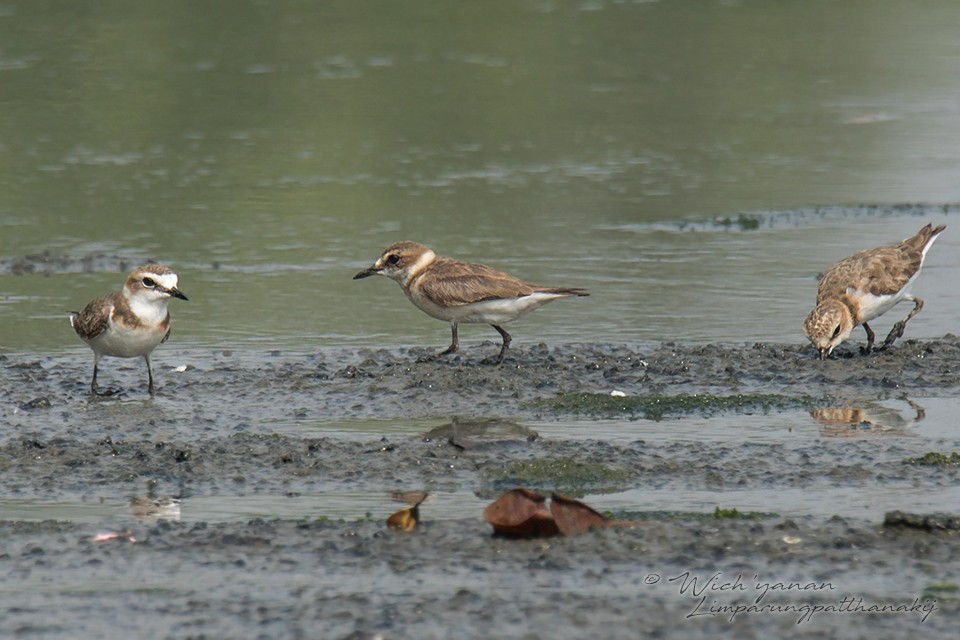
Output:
top-left (483, 488), bottom-right (559, 538)
top-left (549, 493), bottom-right (608, 536)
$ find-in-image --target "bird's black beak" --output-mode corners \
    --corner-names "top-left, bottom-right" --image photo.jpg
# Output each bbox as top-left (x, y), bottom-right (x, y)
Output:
top-left (353, 265), bottom-right (380, 280)
top-left (817, 347), bottom-right (829, 361)
top-left (169, 287), bottom-right (189, 301)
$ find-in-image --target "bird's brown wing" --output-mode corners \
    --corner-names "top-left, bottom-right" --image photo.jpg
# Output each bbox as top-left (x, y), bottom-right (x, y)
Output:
top-left (816, 246), bottom-right (921, 304)
top-left (160, 312), bottom-right (172, 344)
top-left (816, 224), bottom-right (944, 305)
top-left (415, 258), bottom-right (539, 306)
top-left (71, 293), bottom-right (118, 341)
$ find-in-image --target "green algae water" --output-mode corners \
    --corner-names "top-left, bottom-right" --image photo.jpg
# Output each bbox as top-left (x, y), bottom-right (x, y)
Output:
top-left (2, 1), bottom-right (960, 353)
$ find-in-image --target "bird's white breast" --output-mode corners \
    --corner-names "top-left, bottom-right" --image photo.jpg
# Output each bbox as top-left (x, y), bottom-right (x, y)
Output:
top-left (85, 297), bottom-right (172, 358)
top-left (87, 318), bottom-right (167, 358)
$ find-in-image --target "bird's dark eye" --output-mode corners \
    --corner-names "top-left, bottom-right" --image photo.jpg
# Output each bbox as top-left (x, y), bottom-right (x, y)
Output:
top-left (386, 254), bottom-right (400, 265)
top-left (831, 325), bottom-right (841, 339)
top-left (142, 277), bottom-right (156, 288)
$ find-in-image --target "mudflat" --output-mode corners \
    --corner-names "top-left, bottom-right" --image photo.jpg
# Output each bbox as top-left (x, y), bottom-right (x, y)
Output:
top-left (2, 338), bottom-right (959, 638)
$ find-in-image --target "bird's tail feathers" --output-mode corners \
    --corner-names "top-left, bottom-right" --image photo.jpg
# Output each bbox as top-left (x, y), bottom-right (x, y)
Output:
top-left (538, 287), bottom-right (590, 297)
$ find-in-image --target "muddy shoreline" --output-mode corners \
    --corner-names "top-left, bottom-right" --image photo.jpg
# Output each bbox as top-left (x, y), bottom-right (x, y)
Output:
top-left (7, 335), bottom-right (960, 425)
top-left (2, 340), bottom-right (960, 638)
top-left (4, 337), bottom-right (960, 501)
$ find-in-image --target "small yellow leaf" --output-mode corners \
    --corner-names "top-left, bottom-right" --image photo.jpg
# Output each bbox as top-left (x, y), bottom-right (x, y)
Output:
top-left (387, 504), bottom-right (420, 532)
top-left (386, 491), bottom-right (427, 531)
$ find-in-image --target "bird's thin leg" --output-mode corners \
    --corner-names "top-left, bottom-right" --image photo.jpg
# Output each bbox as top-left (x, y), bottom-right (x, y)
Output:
top-left (145, 354), bottom-right (155, 395)
top-left (879, 296), bottom-right (923, 350)
top-left (492, 324), bottom-right (512, 366)
top-left (90, 356), bottom-right (100, 395)
top-left (422, 321), bottom-right (459, 362)
top-left (437, 321), bottom-right (460, 356)
top-left (860, 322), bottom-right (876, 355)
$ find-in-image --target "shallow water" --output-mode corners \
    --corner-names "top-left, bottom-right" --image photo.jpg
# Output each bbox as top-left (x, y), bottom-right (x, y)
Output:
top-left (4, 480), bottom-right (958, 526)
top-left (4, 362), bottom-right (959, 522)
top-left (3, 2), bottom-right (960, 352)
top-left (276, 396), bottom-right (949, 442)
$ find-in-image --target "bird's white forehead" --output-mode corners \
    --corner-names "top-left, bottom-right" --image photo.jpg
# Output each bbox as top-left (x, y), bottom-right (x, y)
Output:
top-left (154, 272), bottom-right (179, 289)
top-left (133, 269), bottom-right (179, 289)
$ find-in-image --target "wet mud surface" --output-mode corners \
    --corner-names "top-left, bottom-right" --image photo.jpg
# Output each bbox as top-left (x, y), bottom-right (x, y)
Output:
top-left (3, 515), bottom-right (958, 639)
top-left (7, 335), bottom-right (960, 428)
top-left (2, 339), bottom-right (960, 638)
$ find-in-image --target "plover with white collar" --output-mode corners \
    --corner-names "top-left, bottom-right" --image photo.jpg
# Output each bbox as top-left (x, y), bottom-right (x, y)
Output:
top-left (70, 264), bottom-right (188, 394)
top-left (354, 241), bottom-right (588, 365)
top-left (803, 223), bottom-right (945, 359)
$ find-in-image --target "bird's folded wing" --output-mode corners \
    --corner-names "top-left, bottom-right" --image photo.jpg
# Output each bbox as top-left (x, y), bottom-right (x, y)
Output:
top-left (818, 246), bottom-right (921, 301)
top-left (71, 295), bottom-right (115, 340)
top-left (161, 313), bottom-right (173, 344)
top-left (417, 267), bottom-right (537, 306)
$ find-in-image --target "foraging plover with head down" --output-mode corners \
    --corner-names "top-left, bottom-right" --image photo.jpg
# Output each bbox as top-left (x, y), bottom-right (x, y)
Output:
top-left (803, 223), bottom-right (945, 359)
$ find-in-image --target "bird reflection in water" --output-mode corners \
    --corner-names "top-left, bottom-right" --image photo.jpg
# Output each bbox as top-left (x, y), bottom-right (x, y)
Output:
top-left (810, 399), bottom-right (925, 437)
